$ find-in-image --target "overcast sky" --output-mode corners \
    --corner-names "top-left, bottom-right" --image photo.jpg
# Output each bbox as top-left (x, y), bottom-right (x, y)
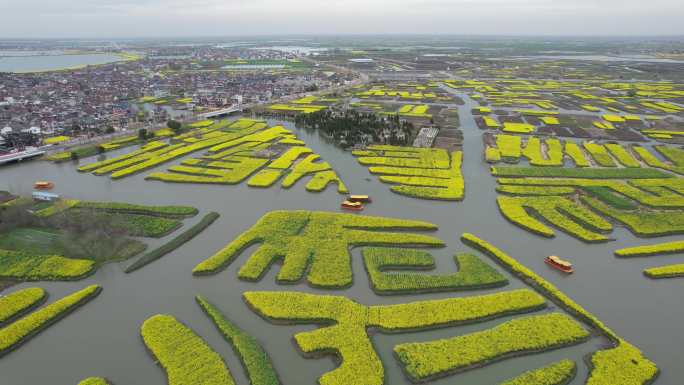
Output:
top-left (1, 0), bottom-right (683, 38)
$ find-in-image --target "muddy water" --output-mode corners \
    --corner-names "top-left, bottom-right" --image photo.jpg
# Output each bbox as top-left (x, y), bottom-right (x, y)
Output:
top-left (0, 110), bottom-right (682, 384)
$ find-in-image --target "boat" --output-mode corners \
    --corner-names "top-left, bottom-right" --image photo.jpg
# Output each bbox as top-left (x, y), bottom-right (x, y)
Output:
top-left (341, 200), bottom-right (364, 211)
top-left (34, 181), bottom-right (54, 190)
top-left (545, 256), bottom-right (574, 274)
top-left (32, 191), bottom-right (60, 202)
top-left (348, 195), bottom-right (372, 203)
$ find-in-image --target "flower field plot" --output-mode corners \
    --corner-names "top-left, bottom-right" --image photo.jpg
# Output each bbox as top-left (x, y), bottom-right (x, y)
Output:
top-left (493, 166), bottom-right (684, 242)
top-left (0, 285), bottom-right (101, 358)
top-left (445, 78), bottom-right (684, 143)
top-left (74, 119), bottom-right (349, 194)
top-left (484, 138), bottom-right (684, 245)
top-left (193, 210), bottom-right (444, 288)
top-left (615, 240), bottom-right (684, 280)
top-left (352, 145), bottom-right (464, 201)
top-left (82, 295), bottom-right (279, 385)
top-left (234, 233), bottom-right (656, 385)
top-left (362, 247), bottom-right (507, 294)
top-left (77, 119), bottom-right (268, 179)
top-left (0, 198), bottom-right (202, 284)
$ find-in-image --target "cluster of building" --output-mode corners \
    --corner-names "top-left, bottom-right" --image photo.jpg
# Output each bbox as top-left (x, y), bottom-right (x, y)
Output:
top-left (0, 47), bottom-right (354, 149)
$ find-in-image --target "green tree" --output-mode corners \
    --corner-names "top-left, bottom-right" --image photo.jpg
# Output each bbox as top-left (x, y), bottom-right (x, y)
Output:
top-left (167, 120), bottom-right (182, 133)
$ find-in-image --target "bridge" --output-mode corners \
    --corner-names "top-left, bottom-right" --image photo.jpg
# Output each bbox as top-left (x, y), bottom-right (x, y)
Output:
top-left (198, 105), bottom-right (243, 119)
top-left (0, 148), bottom-right (46, 165)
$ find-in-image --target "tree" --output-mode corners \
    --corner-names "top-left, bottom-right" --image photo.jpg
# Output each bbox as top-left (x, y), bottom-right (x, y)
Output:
top-left (138, 128), bottom-right (148, 140)
top-left (167, 120), bottom-right (182, 133)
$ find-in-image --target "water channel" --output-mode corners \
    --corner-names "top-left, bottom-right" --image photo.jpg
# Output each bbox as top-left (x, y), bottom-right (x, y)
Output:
top-left (0, 104), bottom-right (681, 384)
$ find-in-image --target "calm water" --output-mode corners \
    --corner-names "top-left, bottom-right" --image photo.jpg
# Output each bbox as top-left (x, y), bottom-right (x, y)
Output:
top-left (0, 54), bottom-right (124, 73)
top-left (514, 54), bottom-right (684, 64)
top-left (0, 107), bottom-right (682, 384)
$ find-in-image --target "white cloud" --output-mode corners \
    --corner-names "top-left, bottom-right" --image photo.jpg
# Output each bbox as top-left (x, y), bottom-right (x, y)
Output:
top-left (0, 0), bottom-right (682, 37)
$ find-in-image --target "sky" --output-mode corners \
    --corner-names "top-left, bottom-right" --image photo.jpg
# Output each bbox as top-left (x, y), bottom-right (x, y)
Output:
top-left (1, 0), bottom-right (683, 38)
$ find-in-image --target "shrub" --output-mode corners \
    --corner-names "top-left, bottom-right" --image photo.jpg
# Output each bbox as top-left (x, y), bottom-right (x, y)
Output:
top-left (0, 249), bottom-right (95, 281)
top-left (196, 296), bottom-right (280, 385)
top-left (141, 314), bottom-right (236, 385)
top-left (362, 248), bottom-right (507, 294)
top-left (395, 313), bottom-right (588, 381)
top-left (501, 359), bottom-right (576, 385)
top-left (125, 212), bottom-right (219, 273)
top-left (0, 288), bottom-right (46, 324)
top-left (643, 263), bottom-right (684, 279)
top-left (193, 211), bottom-right (443, 288)
top-left (615, 240), bottom-right (684, 258)
top-left (244, 289), bottom-right (546, 385)
top-left (0, 285), bottom-right (101, 357)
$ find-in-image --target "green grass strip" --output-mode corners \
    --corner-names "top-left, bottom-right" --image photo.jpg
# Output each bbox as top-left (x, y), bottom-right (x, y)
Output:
top-left (363, 248), bottom-right (506, 294)
top-left (197, 296), bottom-right (280, 385)
top-left (141, 314), bottom-right (236, 385)
top-left (500, 359), bottom-right (576, 385)
top-left (0, 285), bottom-right (101, 357)
top-left (581, 186), bottom-right (638, 210)
top-left (0, 288), bottom-right (46, 324)
top-left (395, 313), bottom-right (589, 381)
top-left (126, 212), bottom-right (219, 273)
top-left (492, 167), bottom-right (671, 179)
top-left (74, 201), bottom-right (198, 217)
top-left (496, 185), bottom-right (575, 196)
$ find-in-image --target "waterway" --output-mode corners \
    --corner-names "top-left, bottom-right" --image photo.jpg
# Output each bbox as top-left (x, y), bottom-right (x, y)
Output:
top-left (0, 53), bottom-right (125, 73)
top-left (0, 107), bottom-right (681, 384)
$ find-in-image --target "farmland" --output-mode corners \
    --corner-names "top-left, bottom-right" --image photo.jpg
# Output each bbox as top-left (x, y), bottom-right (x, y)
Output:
top-left (2, 37), bottom-right (684, 385)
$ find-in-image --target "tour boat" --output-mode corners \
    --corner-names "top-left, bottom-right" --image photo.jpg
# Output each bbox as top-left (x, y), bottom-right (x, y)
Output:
top-left (34, 181), bottom-right (54, 190)
top-left (348, 195), bottom-right (372, 203)
top-left (545, 255), bottom-right (574, 274)
top-left (341, 200), bottom-right (364, 211)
